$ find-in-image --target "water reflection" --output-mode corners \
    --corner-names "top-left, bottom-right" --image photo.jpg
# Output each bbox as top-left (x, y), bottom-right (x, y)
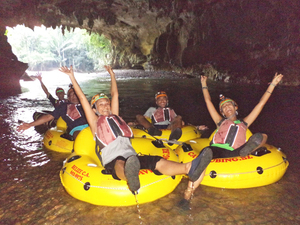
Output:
top-left (1, 95), bottom-right (48, 171)
top-left (0, 70), bottom-right (299, 224)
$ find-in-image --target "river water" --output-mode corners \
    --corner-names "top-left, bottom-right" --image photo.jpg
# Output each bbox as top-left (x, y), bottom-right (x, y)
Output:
top-left (0, 70), bottom-right (299, 225)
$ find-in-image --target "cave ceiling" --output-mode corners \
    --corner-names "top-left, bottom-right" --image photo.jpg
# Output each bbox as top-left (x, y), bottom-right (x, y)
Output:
top-left (0, 0), bottom-right (299, 95)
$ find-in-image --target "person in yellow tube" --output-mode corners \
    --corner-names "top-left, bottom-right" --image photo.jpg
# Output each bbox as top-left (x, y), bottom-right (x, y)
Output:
top-left (133, 90), bottom-right (184, 142)
top-left (36, 72), bottom-right (67, 107)
top-left (17, 86), bottom-right (88, 140)
top-left (59, 65), bottom-right (213, 194)
top-left (178, 72), bottom-right (283, 210)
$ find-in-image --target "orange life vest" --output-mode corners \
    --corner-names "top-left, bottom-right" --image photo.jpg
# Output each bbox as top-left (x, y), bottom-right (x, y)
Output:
top-left (66, 104), bottom-right (82, 121)
top-left (151, 107), bottom-right (176, 123)
top-left (212, 119), bottom-right (248, 149)
top-left (96, 114), bottom-right (133, 147)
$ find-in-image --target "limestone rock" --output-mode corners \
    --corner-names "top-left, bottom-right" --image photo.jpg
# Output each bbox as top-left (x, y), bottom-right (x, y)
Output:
top-left (0, 0), bottom-right (299, 94)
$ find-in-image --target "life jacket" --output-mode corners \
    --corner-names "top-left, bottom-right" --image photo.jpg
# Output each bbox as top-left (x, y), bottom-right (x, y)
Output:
top-left (54, 99), bottom-right (67, 108)
top-left (211, 119), bottom-right (248, 149)
top-left (95, 114), bottom-right (133, 147)
top-left (151, 107), bottom-right (176, 124)
top-left (66, 104), bottom-right (82, 121)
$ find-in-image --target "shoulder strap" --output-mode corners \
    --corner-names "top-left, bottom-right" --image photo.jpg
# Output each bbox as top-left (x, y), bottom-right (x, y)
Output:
top-left (240, 119), bottom-right (248, 126)
top-left (217, 118), bottom-right (226, 126)
top-left (95, 138), bottom-right (104, 165)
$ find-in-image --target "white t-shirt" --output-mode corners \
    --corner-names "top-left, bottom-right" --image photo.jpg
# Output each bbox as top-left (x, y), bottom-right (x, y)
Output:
top-left (144, 107), bottom-right (177, 126)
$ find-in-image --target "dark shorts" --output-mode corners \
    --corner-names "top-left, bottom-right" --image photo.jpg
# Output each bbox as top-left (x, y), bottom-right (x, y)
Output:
top-left (154, 124), bottom-right (169, 129)
top-left (210, 133), bottom-right (263, 158)
top-left (210, 143), bottom-right (245, 159)
top-left (104, 155), bottom-right (163, 180)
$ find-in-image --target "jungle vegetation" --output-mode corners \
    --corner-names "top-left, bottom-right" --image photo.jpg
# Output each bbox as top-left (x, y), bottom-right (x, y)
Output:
top-left (6, 25), bottom-right (112, 72)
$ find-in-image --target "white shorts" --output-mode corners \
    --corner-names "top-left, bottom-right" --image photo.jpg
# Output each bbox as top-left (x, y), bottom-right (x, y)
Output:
top-left (101, 136), bottom-right (136, 166)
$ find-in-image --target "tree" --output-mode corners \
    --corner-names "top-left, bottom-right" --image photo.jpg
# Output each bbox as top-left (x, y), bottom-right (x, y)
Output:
top-left (6, 25), bottom-right (112, 72)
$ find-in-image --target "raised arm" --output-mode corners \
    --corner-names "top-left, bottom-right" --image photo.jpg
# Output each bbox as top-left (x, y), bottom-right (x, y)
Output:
top-left (59, 66), bottom-right (98, 134)
top-left (104, 65), bottom-right (119, 116)
top-left (36, 72), bottom-right (50, 98)
top-left (201, 76), bottom-right (223, 125)
top-left (244, 73), bottom-right (283, 126)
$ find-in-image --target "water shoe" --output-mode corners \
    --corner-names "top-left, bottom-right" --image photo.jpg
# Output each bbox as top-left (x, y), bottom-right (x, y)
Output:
top-left (239, 133), bottom-right (263, 157)
top-left (124, 155), bottom-right (141, 192)
top-left (168, 128), bottom-right (182, 146)
top-left (188, 147), bottom-right (213, 182)
top-left (177, 199), bottom-right (190, 211)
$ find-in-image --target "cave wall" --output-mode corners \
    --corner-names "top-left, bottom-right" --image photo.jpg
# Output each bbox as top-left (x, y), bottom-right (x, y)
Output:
top-left (0, 25), bottom-right (28, 96)
top-left (150, 0), bottom-right (300, 85)
top-left (1, 0), bottom-right (300, 95)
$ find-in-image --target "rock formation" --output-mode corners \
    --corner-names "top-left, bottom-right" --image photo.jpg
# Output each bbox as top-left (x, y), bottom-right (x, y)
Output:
top-left (1, 0), bottom-right (300, 94)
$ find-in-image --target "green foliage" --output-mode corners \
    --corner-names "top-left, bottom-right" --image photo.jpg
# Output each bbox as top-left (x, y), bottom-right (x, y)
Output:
top-left (6, 25), bottom-right (111, 72)
top-left (84, 32), bottom-right (112, 70)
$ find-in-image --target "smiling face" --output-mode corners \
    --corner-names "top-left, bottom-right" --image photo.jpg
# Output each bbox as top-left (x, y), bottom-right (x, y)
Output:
top-left (156, 96), bottom-right (168, 108)
top-left (221, 101), bottom-right (237, 119)
top-left (56, 91), bottom-right (65, 101)
top-left (67, 89), bottom-right (79, 104)
top-left (95, 98), bottom-right (111, 116)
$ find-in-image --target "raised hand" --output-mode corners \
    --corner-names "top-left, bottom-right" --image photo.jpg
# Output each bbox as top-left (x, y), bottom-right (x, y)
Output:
top-left (104, 65), bottom-right (114, 75)
top-left (59, 66), bottom-right (74, 77)
top-left (36, 72), bottom-right (42, 81)
top-left (201, 75), bottom-right (208, 84)
top-left (271, 73), bottom-right (283, 86)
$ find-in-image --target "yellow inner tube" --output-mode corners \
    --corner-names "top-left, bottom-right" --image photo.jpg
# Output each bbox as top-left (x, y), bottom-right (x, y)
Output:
top-left (131, 125), bottom-right (201, 149)
top-left (175, 130), bottom-right (289, 189)
top-left (60, 127), bottom-right (183, 206)
top-left (43, 117), bottom-right (73, 153)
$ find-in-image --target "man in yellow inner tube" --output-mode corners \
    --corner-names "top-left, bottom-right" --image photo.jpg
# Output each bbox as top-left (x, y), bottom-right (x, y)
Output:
top-left (17, 86), bottom-right (88, 140)
top-left (130, 90), bottom-right (184, 142)
top-left (36, 72), bottom-right (67, 108)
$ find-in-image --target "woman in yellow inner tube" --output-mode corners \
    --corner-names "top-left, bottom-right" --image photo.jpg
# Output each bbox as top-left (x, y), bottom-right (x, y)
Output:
top-left (59, 65), bottom-right (213, 195)
top-left (178, 72), bottom-right (284, 210)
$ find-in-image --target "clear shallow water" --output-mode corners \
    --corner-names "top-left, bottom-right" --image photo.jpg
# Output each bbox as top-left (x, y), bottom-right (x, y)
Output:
top-left (0, 70), bottom-right (299, 224)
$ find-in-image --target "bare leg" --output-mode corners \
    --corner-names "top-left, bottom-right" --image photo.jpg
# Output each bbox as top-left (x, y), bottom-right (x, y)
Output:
top-left (168, 115), bottom-right (183, 132)
top-left (136, 114), bottom-right (162, 136)
top-left (155, 147), bottom-right (212, 178)
top-left (184, 169), bottom-right (206, 200)
top-left (155, 158), bottom-right (191, 175)
top-left (136, 114), bottom-right (152, 129)
top-left (114, 159), bottom-right (126, 181)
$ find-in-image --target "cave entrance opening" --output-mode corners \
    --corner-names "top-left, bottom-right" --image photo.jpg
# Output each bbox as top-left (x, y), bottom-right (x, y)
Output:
top-left (6, 24), bottom-right (112, 74)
